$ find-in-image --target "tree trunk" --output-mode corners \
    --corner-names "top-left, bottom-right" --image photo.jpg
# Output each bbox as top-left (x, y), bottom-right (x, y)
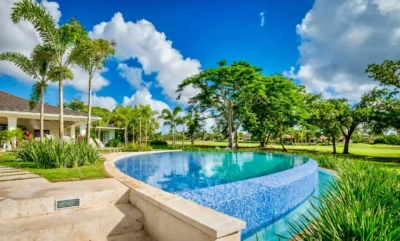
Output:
top-left (260, 138), bottom-right (265, 147)
top-left (59, 79), bottom-right (64, 140)
top-left (280, 136), bottom-right (287, 152)
top-left (40, 83), bottom-right (45, 141)
top-left (234, 131), bottom-right (239, 149)
top-left (145, 121), bottom-right (148, 147)
top-left (265, 132), bottom-right (271, 146)
top-left (181, 125), bottom-right (184, 149)
top-left (331, 134), bottom-right (337, 154)
top-left (124, 124), bottom-right (128, 148)
top-left (191, 138), bottom-right (194, 145)
top-left (343, 136), bottom-right (351, 154)
top-left (227, 104), bottom-right (234, 149)
top-left (139, 117), bottom-right (142, 149)
top-left (86, 75), bottom-right (93, 144)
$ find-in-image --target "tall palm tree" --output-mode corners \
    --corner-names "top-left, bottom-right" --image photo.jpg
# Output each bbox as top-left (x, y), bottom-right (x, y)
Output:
top-left (114, 105), bottom-right (134, 148)
top-left (176, 115), bottom-right (189, 149)
top-left (11, 0), bottom-right (88, 139)
top-left (159, 106), bottom-right (182, 147)
top-left (70, 39), bottom-right (115, 144)
top-left (0, 44), bottom-right (52, 141)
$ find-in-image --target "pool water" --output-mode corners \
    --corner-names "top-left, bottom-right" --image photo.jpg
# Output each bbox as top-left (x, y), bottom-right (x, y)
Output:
top-left (115, 151), bottom-right (309, 193)
top-left (244, 170), bottom-right (335, 241)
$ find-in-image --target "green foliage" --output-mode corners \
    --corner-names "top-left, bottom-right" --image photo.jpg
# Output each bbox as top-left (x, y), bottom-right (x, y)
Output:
top-left (374, 135), bottom-right (400, 145)
top-left (123, 143), bottom-right (152, 152)
top-left (159, 106), bottom-right (183, 146)
top-left (287, 160), bottom-right (400, 240)
top-left (149, 140), bottom-right (168, 146)
top-left (18, 139), bottom-right (100, 168)
top-left (177, 60), bottom-right (265, 148)
top-left (107, 138), bottom-right (123, 147)
top-left (366, 60), bottom-right (400, 89)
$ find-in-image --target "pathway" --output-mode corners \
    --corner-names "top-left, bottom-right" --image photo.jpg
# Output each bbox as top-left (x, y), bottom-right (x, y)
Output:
top-left (0, 165), bottom-right (41, 182)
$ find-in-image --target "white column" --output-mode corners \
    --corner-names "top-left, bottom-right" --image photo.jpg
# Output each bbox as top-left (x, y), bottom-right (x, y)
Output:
top-left (79, 121), bottom-right (86, 137)
top-left (70, 124), bottom-right (76, 139)
top-left (7, 117), bottom-right (17, 150)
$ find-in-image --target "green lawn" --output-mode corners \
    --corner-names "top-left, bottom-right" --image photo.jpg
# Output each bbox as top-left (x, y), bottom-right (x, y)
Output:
top-left (0, 152), bottom-right (110, 182)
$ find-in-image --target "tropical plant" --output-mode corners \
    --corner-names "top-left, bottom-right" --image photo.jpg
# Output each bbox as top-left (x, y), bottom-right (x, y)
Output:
top-left (18, 139), bottom-right (100, 168)
top-left (11, 0), bottom-right (88, 139)
top-left (113, 105), bottom-right (134, 148)
top-left (0, 45), bottom-right (53, 141)
top-left (177, 60), bottom-right (264, 148)
top-left (159, 106), bottom-right (183, 147)
top-left (69, 38), bottom-right (115, 144)
top-left (286, 161), bottom-right (400, 240)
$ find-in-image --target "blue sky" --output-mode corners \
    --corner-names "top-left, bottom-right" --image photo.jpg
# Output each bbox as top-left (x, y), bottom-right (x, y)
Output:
top-left (1, 0), bottom-right (399, 113)
top-left (0, 0), bottom-right (313, 110)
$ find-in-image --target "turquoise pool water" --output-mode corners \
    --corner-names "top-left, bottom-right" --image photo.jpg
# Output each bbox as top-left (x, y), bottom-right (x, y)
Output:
top-left (244, 170), bottom-right (335, 241)
top-left (115, 151), bottom-right (310, 192)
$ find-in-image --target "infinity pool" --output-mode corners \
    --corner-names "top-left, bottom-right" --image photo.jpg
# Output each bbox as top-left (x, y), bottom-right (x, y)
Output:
top-left (115, 151), bottom-right (309, 193)
top-left (115, 151), bottom-right (322, 239)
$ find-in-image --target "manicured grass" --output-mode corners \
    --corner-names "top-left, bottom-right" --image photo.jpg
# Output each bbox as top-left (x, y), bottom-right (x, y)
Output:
top-left (0, 152), bottom-right (110, 182)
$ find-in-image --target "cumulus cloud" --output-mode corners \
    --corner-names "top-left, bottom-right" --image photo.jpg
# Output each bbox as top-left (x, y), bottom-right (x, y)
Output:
top-left (0, 0), bottom-right (110, 93)
top-left (260, 12), bottom-right (265, 27)
top-left (117, 63), bottom-right (150, 89)
top-left (123, 88), bottom-right (170, 114)
top-left (285, 0), bottom-right (400, 101)
top-left (81, 94), bottom-right (117, 110)
top-left (89, 13), bottom-right (200, 104)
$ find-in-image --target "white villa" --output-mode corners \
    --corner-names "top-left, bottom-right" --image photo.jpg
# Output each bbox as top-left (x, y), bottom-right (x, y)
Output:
top-left (0, 91), bottom-right (119, 146)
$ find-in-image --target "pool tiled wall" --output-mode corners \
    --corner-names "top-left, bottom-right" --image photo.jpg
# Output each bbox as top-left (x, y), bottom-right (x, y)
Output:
top-left (177, 160), bottom-right (319, 238)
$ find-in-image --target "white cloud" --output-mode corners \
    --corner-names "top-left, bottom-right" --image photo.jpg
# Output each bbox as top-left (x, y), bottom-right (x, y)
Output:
top-left (286, 0), bottom-right (400, 101)
top-left (89, 13), bottom-right (200, 104)
top-left (65, 67), bottom-right (110, 92)
top-left (123, 88), bottom-right (170, 114)
top-left (260, 12), bottom-right (265, 27)
top-left (0, 0), bottom-right (110, 93)
top-left (41, 0), bottom-right (61, 24)
top-left (81, 93), bottom-right (117, 110)
top-left (117, 63), bottom-right (150, 89)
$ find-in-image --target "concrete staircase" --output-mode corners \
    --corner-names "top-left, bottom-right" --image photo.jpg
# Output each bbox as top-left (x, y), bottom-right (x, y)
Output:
top-left (0, 178), bottom-right (152, 241)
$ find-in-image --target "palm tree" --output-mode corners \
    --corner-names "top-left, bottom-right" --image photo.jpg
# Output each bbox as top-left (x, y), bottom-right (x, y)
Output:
top-left (159, 106), bottom-right (182, 147)
top-left (176, 115), bottom-right (189, 149)
top-left (0, 45), bottom-right (52, 141)
top-left (114, 105), bottom-right (134, 148)
top-left (11, 0), bottom-right (88, 139)
top-left (70, 39), bottom-right (115, 144)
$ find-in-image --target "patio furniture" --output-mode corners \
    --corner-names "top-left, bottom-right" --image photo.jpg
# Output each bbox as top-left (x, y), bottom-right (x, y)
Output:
top-left (45, 134), bottom-right (54, 140)
top-left (94, 138), bottom-right (121, 152)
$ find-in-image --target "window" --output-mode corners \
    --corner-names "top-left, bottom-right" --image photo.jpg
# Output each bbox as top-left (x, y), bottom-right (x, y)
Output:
top-left (34, 129), bottom-right (50, 137)
top-left (0, 124), bottom-right (7, 131)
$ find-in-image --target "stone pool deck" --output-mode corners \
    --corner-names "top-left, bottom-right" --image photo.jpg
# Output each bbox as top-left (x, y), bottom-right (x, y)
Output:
top-left (0, 168), bottom-right (152, 241)
top-left (0, 165), bottom-right (41, 182)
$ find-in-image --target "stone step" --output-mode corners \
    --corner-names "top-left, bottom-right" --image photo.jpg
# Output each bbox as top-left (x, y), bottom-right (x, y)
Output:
top-left (0, 173), bottom-right (39, 181)
top-left (0, 171), bottom-right (31, 177)
top-left (0, 178), bottom-right (130, 219)
top-left (96, 230), bottom-right (153, 241)
top-left (0, 203), bottom-right (143, 241)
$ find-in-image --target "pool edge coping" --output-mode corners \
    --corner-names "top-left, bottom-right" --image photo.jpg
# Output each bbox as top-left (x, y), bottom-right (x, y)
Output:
top-left (103, 150), bottom-right (246, 239)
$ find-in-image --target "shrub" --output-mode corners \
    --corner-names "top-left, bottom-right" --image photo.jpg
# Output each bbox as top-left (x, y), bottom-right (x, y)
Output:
top-left (287, 161), bottom-right (400, 240)
top-left (374, 135), bottom-right (400, 145)
top-left (149, 140), bottom-right (168, 146)
top-left (107, 138), bottom-right (123, 147)
top-left (123, 143), bottom-right (152, 152)
top-left (18, 139), bottom-right (100, 168)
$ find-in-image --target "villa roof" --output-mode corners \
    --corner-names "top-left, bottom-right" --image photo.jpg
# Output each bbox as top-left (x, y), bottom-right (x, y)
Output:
top-left (0, 91), bottom-right (93, 117)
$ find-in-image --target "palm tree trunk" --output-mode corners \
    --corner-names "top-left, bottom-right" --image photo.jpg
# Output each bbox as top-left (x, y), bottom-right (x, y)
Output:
top-left (59, 78), bottom-right (64, 141)
top-left (40, 83), bottom-right (45, 141)
top-left (86, 75), bottom-right (93, 144)
top-left (124, 124), bottom-right (128, 148)
top-left (139, 117), bottom-right (142, 149)
top-left (182, 125), bottom-right (185, 149)
top-left (145, 121), bottom-right (148, 147)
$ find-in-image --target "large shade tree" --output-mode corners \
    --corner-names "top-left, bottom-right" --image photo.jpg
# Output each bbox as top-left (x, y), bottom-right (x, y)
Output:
top-left (177, 60), bottom-right (264, 149)
top-left (69, 38), bottom-right (115, 144)
top-left (159, 106), bottom-right (183, 147)
top-left (242, 75), bottom-right (308, 150)
top-left (0, 45), bottom-right (53, 141)
top-left (12, 0), bottom-right (88, 139)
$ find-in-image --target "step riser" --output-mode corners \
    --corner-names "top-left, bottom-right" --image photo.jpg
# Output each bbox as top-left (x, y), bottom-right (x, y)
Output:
top-left (0, 206), bottom-right (143, 241)
top-left (0, 190), bottom-right (130, 219)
